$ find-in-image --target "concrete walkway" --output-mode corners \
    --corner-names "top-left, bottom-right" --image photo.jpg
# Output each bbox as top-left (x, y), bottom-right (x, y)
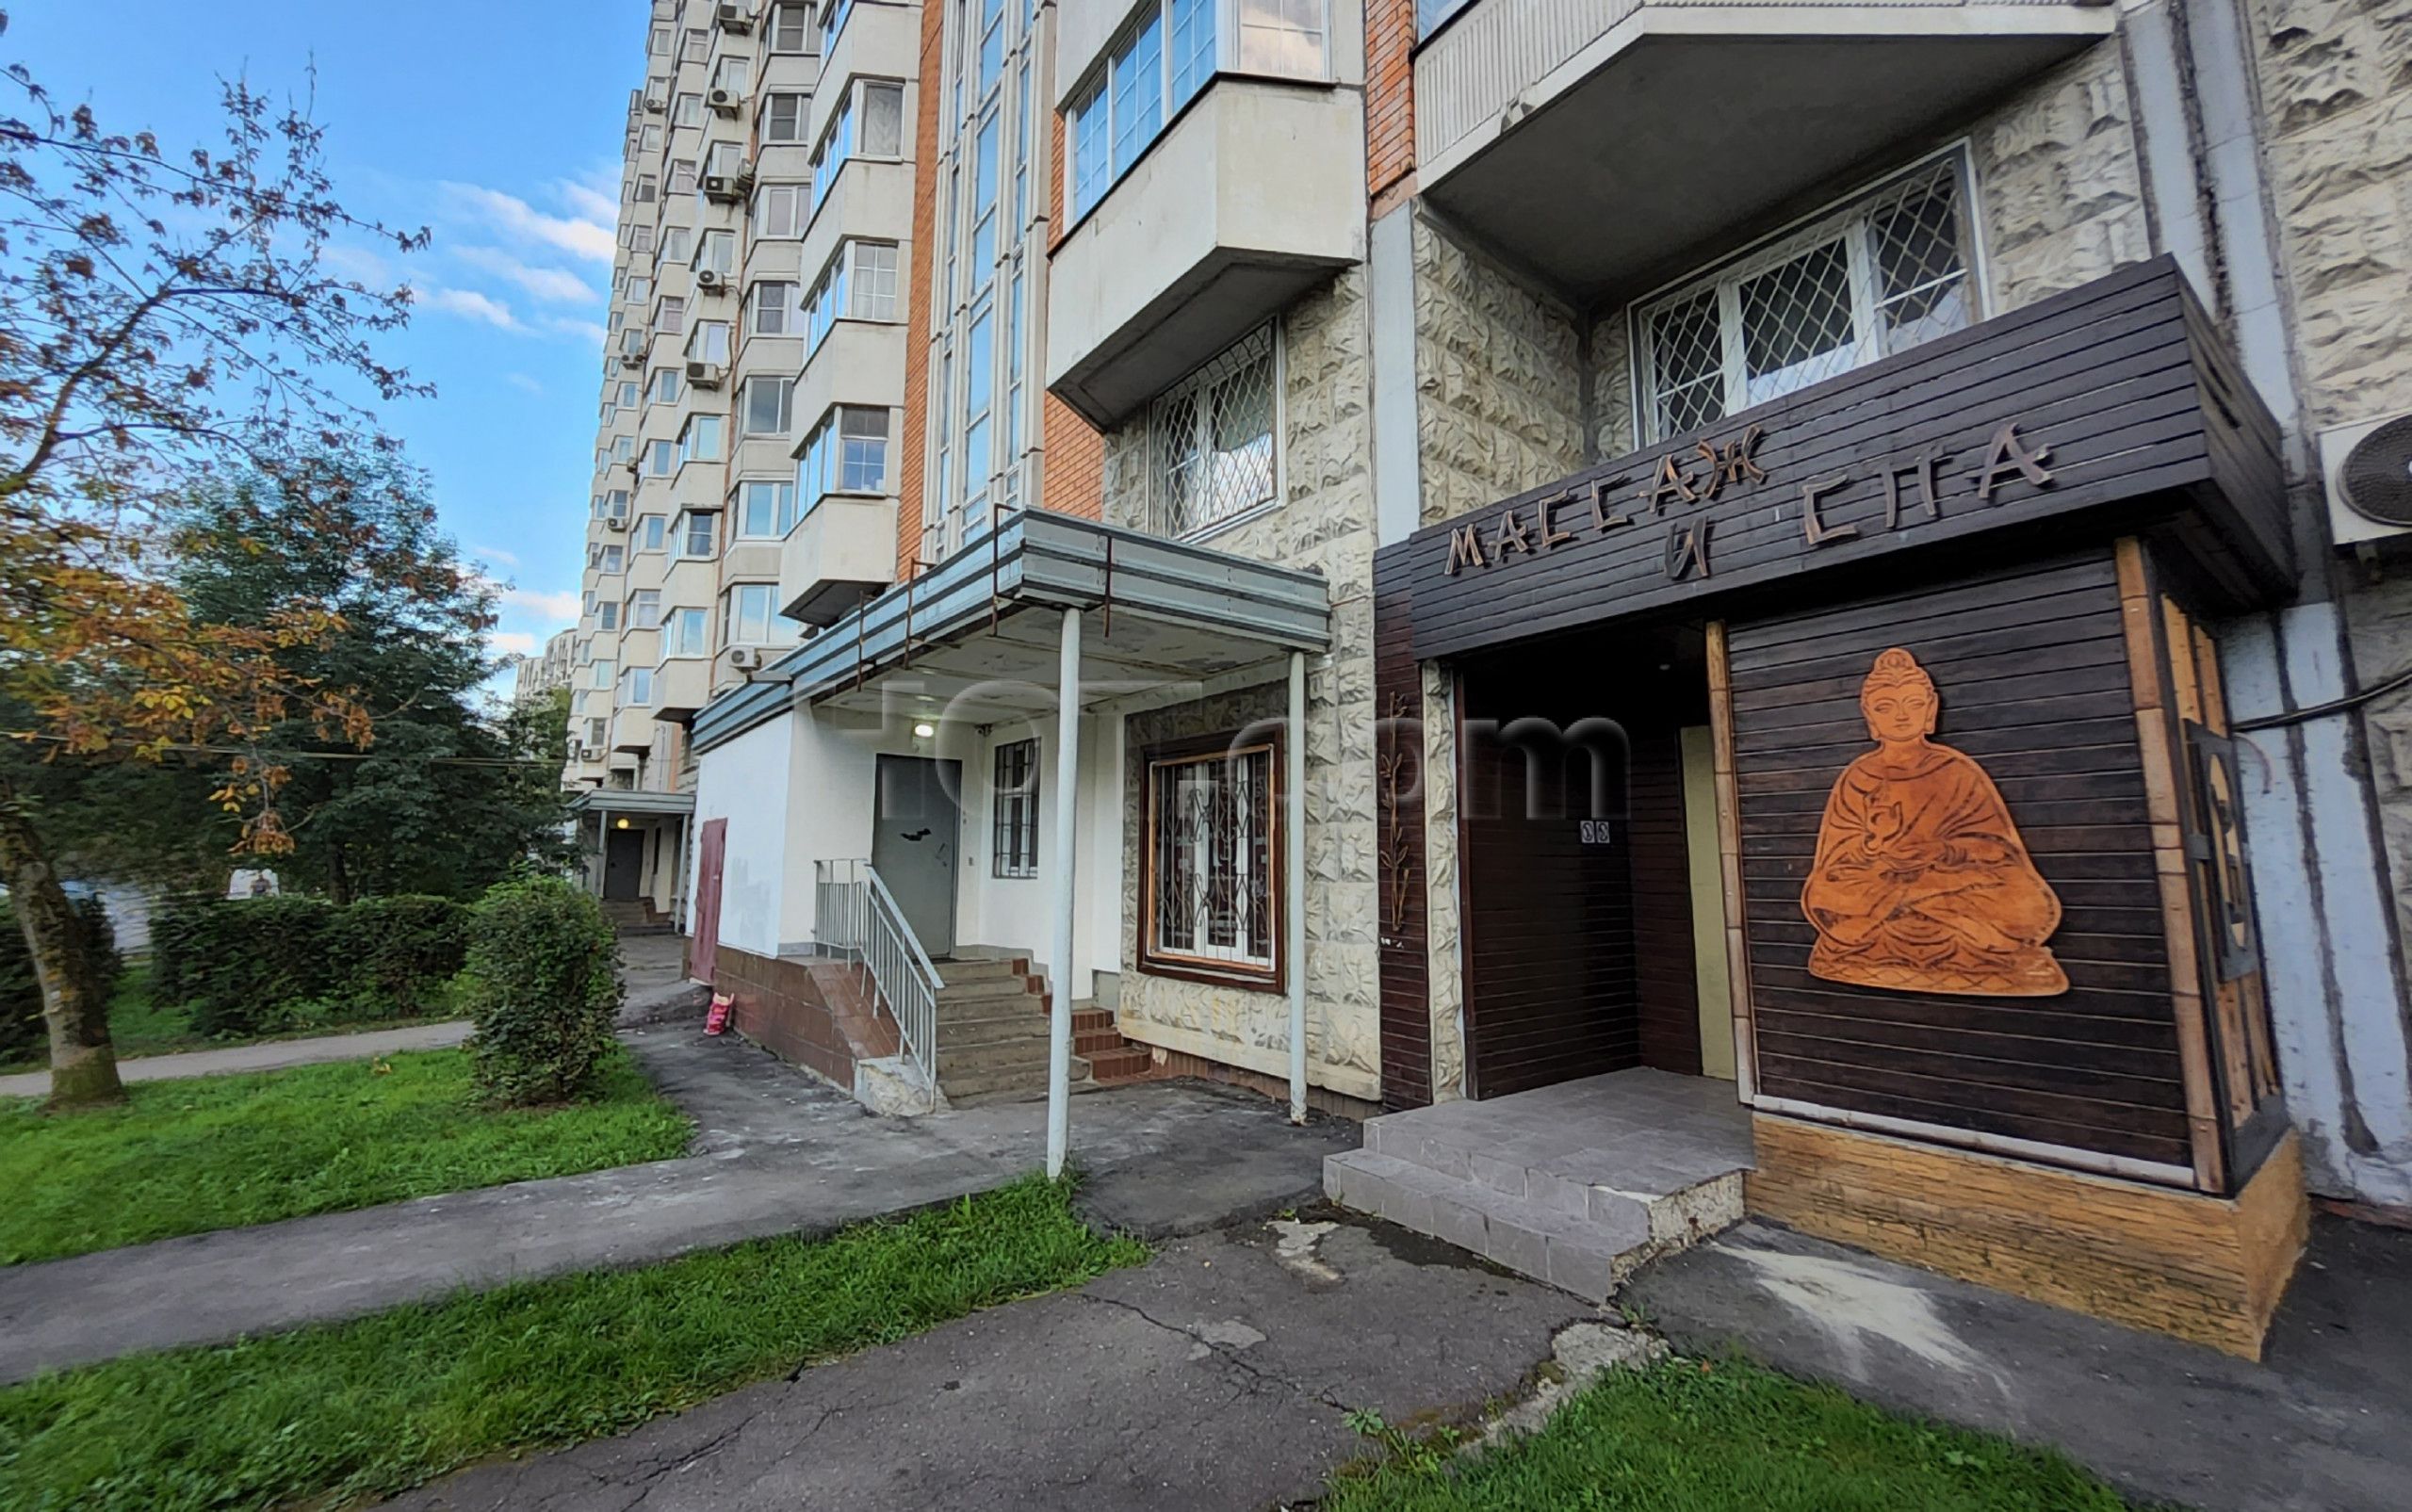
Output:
top-left (379, 1214), bottom-right (1592, 1512)
top-left (0, 1006), bottom-right (1358, 1382)
top-left (0, 1020), bottom-right (471, 1100)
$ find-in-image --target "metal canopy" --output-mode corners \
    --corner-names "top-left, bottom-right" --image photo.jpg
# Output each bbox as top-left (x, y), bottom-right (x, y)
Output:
top-left (691, 509), bottom-right (1333, 752)
top-left (566, 788), bottom-right (695, 816)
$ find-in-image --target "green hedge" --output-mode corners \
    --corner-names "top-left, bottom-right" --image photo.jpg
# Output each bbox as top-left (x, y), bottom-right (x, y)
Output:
top-left (461, 876), bottom-right (621, 1105)
top-left (154, 894), bottom-right (468, 1038)
top-left (0, 893), bottom-right (122, 1064)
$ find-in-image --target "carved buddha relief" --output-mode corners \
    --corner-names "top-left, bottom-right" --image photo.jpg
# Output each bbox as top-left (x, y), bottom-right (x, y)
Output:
top-left (1800, 648), bottom-right (2068, 997)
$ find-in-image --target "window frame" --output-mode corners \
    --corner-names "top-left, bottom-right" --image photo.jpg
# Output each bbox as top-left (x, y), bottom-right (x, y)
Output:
top-left (1146, 320), bottom-right (1281, 543)
top-left (741, 374), bottom-right (795, 436)
top-left (666, 604), bottom-right (711, 658)
top-left (1628, 145), bottom-right (1983, 446)
top-left (1137, 728), bottom-right (1284, 989)
top-left (990, 738), bottom-right (1040, 880)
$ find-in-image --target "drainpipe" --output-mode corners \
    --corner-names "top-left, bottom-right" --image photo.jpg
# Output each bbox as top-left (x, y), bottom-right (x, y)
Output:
top-left (1288, 650), bottom-right (1308, 1124)
top-left (1046, 606), bottom-right (1083, 1179)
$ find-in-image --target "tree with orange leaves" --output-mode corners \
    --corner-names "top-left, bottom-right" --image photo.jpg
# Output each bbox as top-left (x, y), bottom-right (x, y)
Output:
top-left (0, 15), bottom-right (432, 1108)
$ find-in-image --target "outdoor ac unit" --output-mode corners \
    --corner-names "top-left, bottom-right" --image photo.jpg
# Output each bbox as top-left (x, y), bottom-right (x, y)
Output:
top-left (644, 96), bottom-right (666, 114)
top-left (734, 160), bottom-right (758, 191)
top-left (686, 361), bottom-right (725, 388)
top-left (708, 88), bottom-right (740, 117)
top-left (728, 645), bottom-right (763, 671)
top-left (618, 350), bottom-right (645, 368)
top-left (2320, 413), bottom-right (2412, 549)
top-left (694, 267), bottom-right (725, 290)
top-left (606, 514), bottom-right (630, 532)
top-left (715, 2), bottom-right (753, 32)
top-left (702, 173), bottom-right (744, 205)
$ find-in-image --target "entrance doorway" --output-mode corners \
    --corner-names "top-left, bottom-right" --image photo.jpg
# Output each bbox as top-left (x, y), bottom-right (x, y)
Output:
top-left (602, 826), bottom-right (644, 902)
top-left (872, 755), bottom-right (962, 957)
top-left (1457, 620), bottom-right (1734, 1098)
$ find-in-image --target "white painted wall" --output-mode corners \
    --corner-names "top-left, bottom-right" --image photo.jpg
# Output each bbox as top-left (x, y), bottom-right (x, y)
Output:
top-left (777, 708), bottom-right (881, 949)
top-left (953, 713), bottom-right (1126, 1001)
top-left (693, 717), bottom-right (793, 960)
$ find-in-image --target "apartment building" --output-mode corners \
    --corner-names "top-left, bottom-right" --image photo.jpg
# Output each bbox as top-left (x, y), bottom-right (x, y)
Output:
top-left (593, 0), bottom-right (2412, 1358)
top-left (510, 627), bottom-right (577, 708)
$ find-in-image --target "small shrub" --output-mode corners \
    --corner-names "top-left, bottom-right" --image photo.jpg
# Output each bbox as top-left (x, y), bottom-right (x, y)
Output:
top-left (1, 893), bottom-right (122, 1064)
top-left (150, 894), bottom-right (468, 1037)
top-left (177, 897), bottom-right (339, 1038)
top-left (461, 875), bottom-right (622, 1105)
top-left (327, 895), bottom-right (468, 1017)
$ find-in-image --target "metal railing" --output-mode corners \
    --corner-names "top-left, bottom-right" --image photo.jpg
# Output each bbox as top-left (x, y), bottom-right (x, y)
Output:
top-left (813, 858), bottom-right (939, 1107)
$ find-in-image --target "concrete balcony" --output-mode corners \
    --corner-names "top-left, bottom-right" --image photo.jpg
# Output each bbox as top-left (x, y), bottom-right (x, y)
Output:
top-left (798, 318), bottom-right (905, 430)
top-left (809, 2), bottom-right (918, 148)
top-left (610, 705), bottom-right (655, 756)
top-left (779, 491), bottom-right (898, 626)
top-left (652, 655), bottom-right (714, 723)
top-left (1414, 0), bottom-right (2113, 301)
top-left (800, 157), bottom-right (911, 285)
top-left (1045, 78), bottom-right (1365, 428)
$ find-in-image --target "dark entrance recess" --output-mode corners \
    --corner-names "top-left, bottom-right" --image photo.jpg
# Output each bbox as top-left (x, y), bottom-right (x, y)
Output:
top-left (602, 826), bottom-right (644, 902)
top-left (1458, 620), bottom-right (1711, 1097)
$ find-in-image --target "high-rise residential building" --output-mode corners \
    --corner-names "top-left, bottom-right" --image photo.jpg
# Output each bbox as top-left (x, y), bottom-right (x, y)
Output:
top-left (511, 627), bottom-right (578, 708)
top-left (572, 0), bottom-right (2412, 1359)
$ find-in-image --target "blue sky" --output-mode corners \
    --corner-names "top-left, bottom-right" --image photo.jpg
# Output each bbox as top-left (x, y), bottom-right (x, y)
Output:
top-left (8, 1), bottom-right (650, 670)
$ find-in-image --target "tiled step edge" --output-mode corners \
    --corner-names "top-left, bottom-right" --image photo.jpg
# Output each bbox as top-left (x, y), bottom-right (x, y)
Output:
top-left (1324, 1149), bottom-right (1657, 1301)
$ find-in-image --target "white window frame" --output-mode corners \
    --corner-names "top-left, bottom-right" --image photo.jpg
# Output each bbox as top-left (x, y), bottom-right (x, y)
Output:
top-left (1146, 320), bottom-right (1282, 543)
top-left (1629, 146), bottom-right (1984, 445)
top-left (741, 374), bottom-right (794, 436)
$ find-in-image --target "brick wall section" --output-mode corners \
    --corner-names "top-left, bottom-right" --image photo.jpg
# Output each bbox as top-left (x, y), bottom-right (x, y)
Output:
top-left (1364, 0), bottom-right (1418, 203)
top-left (1041, 394), bottom-right (1103, 514)
top-left (896, 0), bottom-right (947, 584)
top-left (714, 945), bottom-right (900, 1086)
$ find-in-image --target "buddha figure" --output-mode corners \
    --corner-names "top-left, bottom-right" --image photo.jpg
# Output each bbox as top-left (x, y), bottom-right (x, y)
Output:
top-left (1800, 648), bottom-right (2068, 996)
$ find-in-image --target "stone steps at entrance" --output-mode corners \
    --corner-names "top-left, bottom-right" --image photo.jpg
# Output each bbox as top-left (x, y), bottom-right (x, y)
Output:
top-left (925, 954), bottom-right (1160, 1097)
top-left (1322, 1068), bottom-right (1753, 1302)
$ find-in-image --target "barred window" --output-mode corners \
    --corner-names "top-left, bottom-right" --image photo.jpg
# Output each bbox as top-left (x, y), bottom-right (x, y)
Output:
top-left (1149, 324), bottom-right (1276, 540)
top-left (1635, 152), bottom-right (1975, 443)
top-left (1143, 736), bottom-right (1279, 983)
top-left (991, 740), bottom-right (1039, 879)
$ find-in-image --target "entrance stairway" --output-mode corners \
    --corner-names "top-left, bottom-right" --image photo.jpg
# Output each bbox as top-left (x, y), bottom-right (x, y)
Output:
top-left (600, 900), bottom-right (676, 935)
top-left (931, 957), bottom-right (1158, 1101)
top-left (1323, 1068), bottom-right (1752, 1301)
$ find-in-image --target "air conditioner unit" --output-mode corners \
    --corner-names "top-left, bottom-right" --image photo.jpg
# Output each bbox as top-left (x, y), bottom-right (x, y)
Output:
top-left (644, 96), bottom-right (667, 114)
top-left (734, 159), bottom-right (758, 191)
top-left (686, 361), bottom-right (725, 388)
top-left (701, 173), bottom-right (744, 204)
top-left (708, 88), bottom-right (740, 117)
top-left (618, 350), bottom-right (646, 369)
top-left (606, 514), bottom-right (630, 532)
top-left (715, 2), bottom-right (753, 32)
top-left (694, 267), bottom-right (725, 291)
top-left (728, 645), bottom-right (763, 671)
top-left (2321, 414), bottom-right (2412, 550)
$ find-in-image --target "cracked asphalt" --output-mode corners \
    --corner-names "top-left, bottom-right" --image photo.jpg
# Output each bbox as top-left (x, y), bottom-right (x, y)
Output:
top-left (376, 1214), bottom-right (1589, 1511)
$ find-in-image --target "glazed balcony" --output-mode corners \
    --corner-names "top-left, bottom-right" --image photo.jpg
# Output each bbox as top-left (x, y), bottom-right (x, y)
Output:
top-left (809, 1), bottom-right (918, 148)
top-left (779, 491), bottom-right (898, 626)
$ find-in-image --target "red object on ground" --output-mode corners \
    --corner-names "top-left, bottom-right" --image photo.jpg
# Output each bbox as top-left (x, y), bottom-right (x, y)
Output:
top-left (705, 994), bottom-right (732, 1036)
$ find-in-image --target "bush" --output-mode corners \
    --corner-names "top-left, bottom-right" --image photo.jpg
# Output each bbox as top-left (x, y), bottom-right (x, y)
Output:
top-left (153, 894), bottom-right (467, 1038)
top-left (461, 876), bottom-right (621, 1105)
top-left (1, 892), bottom-right (122, 1064)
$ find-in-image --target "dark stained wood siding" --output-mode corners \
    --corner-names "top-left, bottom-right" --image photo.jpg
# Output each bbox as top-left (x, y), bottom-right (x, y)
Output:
top-left (1725, 549), bottom-right (2194, 1170)
top-left (1375, 547), bottom-right (1433, 1108)
top-left (1629, 719), bottom-right (1702, 1075)
top-left (1391, 257), bottom-right (2292, 666)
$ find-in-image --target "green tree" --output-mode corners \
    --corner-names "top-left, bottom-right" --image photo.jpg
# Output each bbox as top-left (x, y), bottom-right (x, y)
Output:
top-left (170, 457), bottom-right (574, 901)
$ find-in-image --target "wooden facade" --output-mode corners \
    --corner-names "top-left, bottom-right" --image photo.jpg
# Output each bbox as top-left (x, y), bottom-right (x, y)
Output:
top-left (1372, 257), bottom-right (2306, 1349)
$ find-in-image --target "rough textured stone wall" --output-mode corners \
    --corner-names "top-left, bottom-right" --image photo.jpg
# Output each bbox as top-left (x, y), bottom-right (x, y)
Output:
top-left (1411, 215), bottom-right (1588, 527)
top-left (1971, 39), bottom-right (2153, 314)
top-left (2250, 0), bottom-right (2412, 994)
top-left (1589, 311), bottom-right (1638, 460)
top-left (1100, 272), bottom-right (1383, 1102)
top-left (1421, 662), bottom-right (1465, 1099)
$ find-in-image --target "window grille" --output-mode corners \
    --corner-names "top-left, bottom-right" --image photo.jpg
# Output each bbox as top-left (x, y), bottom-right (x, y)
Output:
top-left (1146, 740), bottom-right (1278, 977)
top-left (1635, 153), bottom-right (1975, 444)
top-left (992, 740), bottom-right (1039, 879)
top-left (1149, 324), bottom-right (1276, 539)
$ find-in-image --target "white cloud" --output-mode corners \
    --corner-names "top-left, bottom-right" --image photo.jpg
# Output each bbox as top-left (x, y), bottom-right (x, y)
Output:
top-left (557, 176), bottom-right (620, 225)
top-left (546, 315), bottom-right (611, 348)
top-left (503, 373), bottom-right (544, 396)
top-left (413, 284), bottom-right (525, 332)
top-left (503, 587), bottom-right (582, 623)
top-left (469, 543), bottom-right (521, 566)
top-left (323, 242), bottom-right (398, 285)
top-left (490, 630), bottom-right (541, 658)
top-left (441, 182), bottom-right (617, 264)
top-left (454, 245), bottom-right (597, 305)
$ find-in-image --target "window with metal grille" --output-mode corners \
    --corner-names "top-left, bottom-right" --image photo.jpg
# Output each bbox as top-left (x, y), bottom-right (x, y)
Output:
top-left (1149, 324), bottom-right (1277, 540)
top-left (1633, 152), bottom-right (1976, 444)
top-left (991, 740), bottom-right (1039, 879)
top-left (1143, 737), bottom-right (1279, 982)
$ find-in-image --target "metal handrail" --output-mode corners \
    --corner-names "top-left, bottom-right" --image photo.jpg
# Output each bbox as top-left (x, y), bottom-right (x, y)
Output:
top-left (812, 857), bottom-right (940, 1109)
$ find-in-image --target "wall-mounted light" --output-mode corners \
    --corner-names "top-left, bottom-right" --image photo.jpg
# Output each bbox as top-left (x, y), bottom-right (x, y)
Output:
top-left (614, 817), bottom-right (631, 830)
top-left (912, 722), bottom-right (936, 739)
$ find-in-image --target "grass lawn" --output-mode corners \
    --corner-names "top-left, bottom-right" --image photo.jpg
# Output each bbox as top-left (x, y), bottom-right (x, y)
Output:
top-left (0, 962), bottom-right (464, 1074)
top-left (1325, 1356), bottom-right (2131, 1512)
top-left (0, 1177), bottom-right (1148, 1512)
top-left (0, 1049), bottom-right (692, 1264)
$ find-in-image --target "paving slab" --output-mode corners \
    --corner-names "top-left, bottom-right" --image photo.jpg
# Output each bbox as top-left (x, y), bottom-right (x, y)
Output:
top-left (376, 1214), bottom-right (1590, 1512)
top-left (0, 1019), bottom-right (472, 1100)
top-left (1622, 1214), bottom-right (2412, 1512)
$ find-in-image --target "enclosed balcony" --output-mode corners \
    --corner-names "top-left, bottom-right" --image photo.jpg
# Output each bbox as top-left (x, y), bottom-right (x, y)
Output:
top-left (652, 654), bottom-right (714, 723)
top-left (1046, 0), bottom-right (1365, 427)
top-left (808, 1), bottom-right (918, 150)
top-left (1413, 0), bottom-right (2114, 300)
top-left (610, 705), bottom-right (655, 756)
top-left (779, 492), bottom-right (898, 626)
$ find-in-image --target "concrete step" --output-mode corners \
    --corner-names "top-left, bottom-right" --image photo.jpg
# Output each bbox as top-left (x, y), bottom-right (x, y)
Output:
top-left (932, 957), bottom-right (1028, 984)
top-left (1324, 1149), bottom-right (1658, 1301)
top-left (937, 1038), bottom-right (1052, 1076)
top-left (938, 1054), bottom-right (1091, 1100)
top-left (935, 978), bottom-right (1041, 1009)
top-left (935, 1014), bottom-right (1051, 1050)
top-left (1084, 1046), bottom-right (1154, 1083)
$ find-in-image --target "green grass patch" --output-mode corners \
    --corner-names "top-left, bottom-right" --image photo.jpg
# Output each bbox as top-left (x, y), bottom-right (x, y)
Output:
top-left (0, 962), bottom-right (465, 1074)
top-left (1324, 1356), bottom-right (2131, 1512)
top-left (0, 1177), bottom-right (1148, 1511)
top-left (0, 1049), bottom-right (692, 1264)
